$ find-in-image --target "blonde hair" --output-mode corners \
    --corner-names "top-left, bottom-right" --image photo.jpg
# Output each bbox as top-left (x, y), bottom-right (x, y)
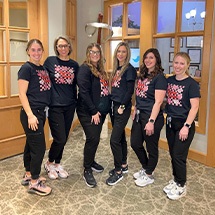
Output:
top-left (83, 43), bottom-right (108, 80)
top-left (173, 52), bottom-right (191, 76)
top-left (111, 42), bottom-right (131, 79)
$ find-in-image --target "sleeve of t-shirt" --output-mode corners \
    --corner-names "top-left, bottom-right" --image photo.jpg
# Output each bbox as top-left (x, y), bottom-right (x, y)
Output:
top-left (73, 62), bottom-right (79, 101)
top-left (18, 64), bottom-right (31, 81)
top-left (155, 74), bottom-right (168, 90)
top-left (189, 79), bottom-right (201, 99)
top-left (77, 64), bottom-right (97, 115)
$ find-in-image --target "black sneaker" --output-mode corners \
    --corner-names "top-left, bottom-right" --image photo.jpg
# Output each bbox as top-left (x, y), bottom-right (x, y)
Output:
top-left (83, 169), bottom-right (97, 188)
top-left (106, 171), bottom-right (123, 186)
top-left (109, 165), bottom-right (128, 176)
top-left (91, 161), bottom-right (104, 173)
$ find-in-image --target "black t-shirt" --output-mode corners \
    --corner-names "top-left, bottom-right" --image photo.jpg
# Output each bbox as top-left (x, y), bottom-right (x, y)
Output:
top-left (166, 75), bottom-right (200, 119)
top-left (77, 64), bottom-right (109, 115)
top-left (18, 61), bottom-right (51, 108)
top-left (136, 74), bottom-right (167, 116)
top-left (43, 56), bottom-right (79, 107)
top-left (111, 64), bottom-right (137, 105)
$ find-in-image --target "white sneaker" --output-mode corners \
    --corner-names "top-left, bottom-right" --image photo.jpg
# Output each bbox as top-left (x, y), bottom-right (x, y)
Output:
top-left (163, 179), bottom-right (177, 194)
top-left (134, 175), bottom-right (154, 187)
top-left (133, 168), bottom-right (146, 180)
top-left (167, 184), bottom-right (187, 200)
top-left (44, 161), bottom-right (58, 180)
top-left (55, 164), bottom-right (69, 179)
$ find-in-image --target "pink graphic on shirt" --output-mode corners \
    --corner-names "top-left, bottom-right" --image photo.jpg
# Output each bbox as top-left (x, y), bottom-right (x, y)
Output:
top-left (100, 78), bottom-right (109, 97)
top-left (167, 83), bottom-right (184, 107)
top-left (136, 78), bottom-right (150, 98)
top-left (111, 70), bottom-right (121, 88)
top-left (36, 69), bottom-right (51, 91)
top-left (54, 65), bottom-right (75, 84)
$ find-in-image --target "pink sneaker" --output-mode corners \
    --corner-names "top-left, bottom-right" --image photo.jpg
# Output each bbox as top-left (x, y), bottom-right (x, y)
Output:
top-left (21, 173), bottom-right (46, 186)
top-left (55, 164), bottom-right (69, 179)
top-left (44, 161), bottom-right (58, 179)
top-left (28, 179), bottom-right (51, 196)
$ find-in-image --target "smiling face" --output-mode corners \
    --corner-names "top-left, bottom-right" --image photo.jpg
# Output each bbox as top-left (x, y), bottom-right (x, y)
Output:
top-left (89, 46), bottom-right (101, 66)
top-left (56, 38), bottom-right (70, 59)
top-left (117, 45), bottom-right (127, 66)
top-left (27, 42), bottom-right (43, 65)
top-left (173, 55), bottom-right (189, 78)
top-left (144, 52), bottom-right (156, 72)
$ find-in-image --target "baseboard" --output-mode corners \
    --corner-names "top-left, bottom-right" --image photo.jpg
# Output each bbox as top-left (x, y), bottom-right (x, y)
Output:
top-left (159, 138), bottom-right (207, 165)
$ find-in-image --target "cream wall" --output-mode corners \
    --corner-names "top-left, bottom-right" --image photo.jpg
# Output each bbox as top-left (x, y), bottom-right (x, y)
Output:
top-left (47, 0), bottom-right (66, 56)
top-left (77, 0), bottom-right (104, 64)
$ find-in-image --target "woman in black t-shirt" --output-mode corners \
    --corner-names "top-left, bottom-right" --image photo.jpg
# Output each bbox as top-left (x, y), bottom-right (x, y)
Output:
top-left (77, 43), bottom-right (110, 188)
top-left (43, 36), bottom-right (79, 180)
top-left (130, 48), bottom-right (167, 187)
top-left (164, 52), bottom-right (200, 200)
top-left (106, 42), bottom-right (137, 186)
top-left (18, 39), bottom-right (51, 196)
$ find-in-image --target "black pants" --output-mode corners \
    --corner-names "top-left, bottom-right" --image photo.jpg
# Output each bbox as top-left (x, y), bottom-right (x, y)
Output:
top-left (130, 112), bottom-right (164, 175)
top-left (110, 103), bottom-right (131, 172)
top-left (166, 117), bottom-right (195, 186)
top-left (77, 107), bottom-right (106, 170)
top-left (48, 105), bottom-right (76, 164)
top-left (20, 108), bottom-right (46, 180)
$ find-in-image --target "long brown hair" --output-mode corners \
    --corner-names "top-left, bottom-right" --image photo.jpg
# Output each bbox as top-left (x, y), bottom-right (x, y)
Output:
top-left (139, 48), bottom-right (164, 80)
top-left (83, 43), bottom-right (108, 80)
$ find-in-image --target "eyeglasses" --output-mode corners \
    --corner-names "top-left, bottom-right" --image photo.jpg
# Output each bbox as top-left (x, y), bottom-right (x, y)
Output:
top-left (89, 50), bottom-right (100, 56)
top-left (57, 44), bottom-right (70, 49)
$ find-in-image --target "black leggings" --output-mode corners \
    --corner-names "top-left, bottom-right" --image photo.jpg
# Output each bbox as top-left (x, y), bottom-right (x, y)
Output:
top-left (20, 108), bottom-right (46, 180)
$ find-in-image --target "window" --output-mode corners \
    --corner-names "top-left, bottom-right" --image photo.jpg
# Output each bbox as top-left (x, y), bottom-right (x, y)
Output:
top-left (155, 0), bottom-right (207, 134)
top-left (104, 0), bottom-right (141, 71)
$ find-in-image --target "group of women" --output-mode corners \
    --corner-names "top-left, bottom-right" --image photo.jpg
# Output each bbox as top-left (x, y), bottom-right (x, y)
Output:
top-left (18, 37), bottom-right (200, 200)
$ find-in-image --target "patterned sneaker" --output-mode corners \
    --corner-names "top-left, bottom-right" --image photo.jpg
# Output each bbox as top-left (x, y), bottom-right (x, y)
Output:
top-left (167, 184), bottom-right (187, 200)
top-left (109, 165), bottom-right (128, 176)
top-left (21, 174), bottom-right (46, 186)
top-left (91, 161), bottom-right (104, 173)
top-left (133, 168), bottom-right (146, 180)
top-left (106, 171), bottom-right (123, 186)
top-left (135, 175), bottom-right (154, 187)
top-left (55, 164), bottom-right (69, 179)
top-left (28, 179), bottom-right (52, 196)
top-left (83, 169), bottom-right (97, 188)
top-left (163, 179), bottom-right (177, 194)
top-left (44, 161), bottom-right (58, 180)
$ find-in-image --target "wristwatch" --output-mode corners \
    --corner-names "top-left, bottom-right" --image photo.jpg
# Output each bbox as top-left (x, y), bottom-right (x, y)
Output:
top-left (148, 118), bottom-right (155, 124)
top-left (184, 123), bottom-right (191, 128)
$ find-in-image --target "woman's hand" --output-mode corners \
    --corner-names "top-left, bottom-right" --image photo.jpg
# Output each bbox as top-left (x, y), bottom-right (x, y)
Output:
top-left (144, 122), bottom-right (154, 136)
top-left (28, 114), bottom-right (39, 131)
top-left (179, 126), bottom-right (189, 141)
top-left (91, 112), bottom-right (101, 125)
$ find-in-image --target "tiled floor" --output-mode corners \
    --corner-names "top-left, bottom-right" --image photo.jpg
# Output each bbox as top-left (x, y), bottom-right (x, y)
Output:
top-left (0, 125), bottom-right (215, 215)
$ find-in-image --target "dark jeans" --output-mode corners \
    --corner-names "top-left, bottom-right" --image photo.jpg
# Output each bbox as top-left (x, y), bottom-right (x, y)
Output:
top-left (166, 117), bottom-right (195, 186)
top-left (48, 105), bottom-right (76, 164)
top-left (77, 107), bottom-right (106, 170)
top-left (20, 108), bottom-right (46, 180)
top-left (110, 103), bottom-right (131, 172)
top-left (130, 112), bottom-right (164, 175)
